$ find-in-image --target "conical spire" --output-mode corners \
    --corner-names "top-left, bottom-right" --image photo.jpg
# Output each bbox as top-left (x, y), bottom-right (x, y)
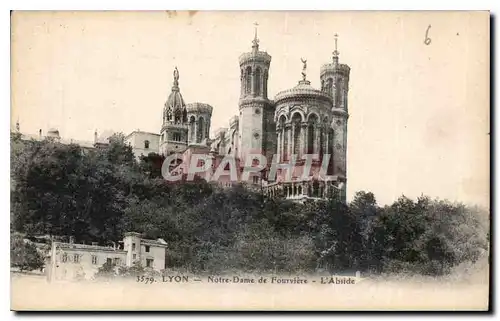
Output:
top-left (164, 66), bottom-right (187, 124)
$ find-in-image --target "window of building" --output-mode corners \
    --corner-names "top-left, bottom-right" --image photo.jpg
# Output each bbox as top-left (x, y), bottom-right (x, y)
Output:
top-left (145, 245), bottom-right (150, 253)
top-left (173, 133), bottom-right (182, 142)
top-left (245, 66), bottom-right (252, 95)
top-left (146, 259), bottom-right (154, 268)
top-left (106, 258), bottom-right (112, 265)
top-left (62, 253), bottom-right (68, 263)
top-left (254, 67), bottom-right (261, 96)
top-left (144, 140), bottom-right (150, 149)
top-left (92, 255), bottom-right (98, 265)
top-left (73, 254), bottom-right (80, 263)
top-left (133, 254), bottom-right (136, 260)
top-left (114, 258), bottom-right (120, 265)
top-left (132, 243), bottom-right (136, 251)
top-left (252, 176), bottom-right (259, 184)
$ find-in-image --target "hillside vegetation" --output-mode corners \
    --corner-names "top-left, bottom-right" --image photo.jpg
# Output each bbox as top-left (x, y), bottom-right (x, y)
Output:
top-left (10, 132), bottom-right (490, 276)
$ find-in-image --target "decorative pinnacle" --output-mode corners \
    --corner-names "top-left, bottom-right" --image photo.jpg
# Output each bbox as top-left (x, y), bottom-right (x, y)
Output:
top-left (252, 22), bottom-right (260, 51)
top-left (172, 66), bottom-right (179, 90)
top-left (332, 33), bottom-right (340, 61)
top-left (15, 118), bottom-right (20, 132)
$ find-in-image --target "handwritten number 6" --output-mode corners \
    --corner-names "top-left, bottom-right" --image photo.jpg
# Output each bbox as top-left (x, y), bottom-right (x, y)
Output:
top-left (424, 25), bottom-right (432, 45)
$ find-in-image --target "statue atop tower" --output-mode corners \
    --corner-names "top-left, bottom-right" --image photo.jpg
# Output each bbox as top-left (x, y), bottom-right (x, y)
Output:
top-left (159, 66), bottom-right (189, 156)
top-left (300, 58), bottom-right (307, 81)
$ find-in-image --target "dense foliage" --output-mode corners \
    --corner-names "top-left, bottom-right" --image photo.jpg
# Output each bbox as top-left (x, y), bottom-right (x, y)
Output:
top-left (11, 233), bottom-right (46, 272)
top-left (10, 133), bottom-right (490, 276)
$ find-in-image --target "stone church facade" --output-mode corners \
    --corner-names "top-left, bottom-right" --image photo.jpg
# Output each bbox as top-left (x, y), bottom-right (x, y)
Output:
top-left (125, 30), bottom-right (351, 202)
top-left (17, 30), bottom-right (350, 202)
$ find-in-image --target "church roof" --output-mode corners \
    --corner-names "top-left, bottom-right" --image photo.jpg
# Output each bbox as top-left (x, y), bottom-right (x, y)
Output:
top-left (274, 80), bottom-right (332, 104)
top-left (320, 62), bottom-right (350, 76)
top-left (165, 67), bottom-right (186, 112)
top-left (186, 102), bottom-right (213, 114)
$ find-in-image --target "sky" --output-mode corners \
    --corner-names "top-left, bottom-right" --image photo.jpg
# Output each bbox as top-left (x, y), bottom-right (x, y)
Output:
top-left (10, 11), bottom-right (490, 207)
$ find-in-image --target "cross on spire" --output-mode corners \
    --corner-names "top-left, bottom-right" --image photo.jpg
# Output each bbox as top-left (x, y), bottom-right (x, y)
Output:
top-left (252, 22), bottom-right (260, 51)
top-left (332, 33), bottom-right (340, 60)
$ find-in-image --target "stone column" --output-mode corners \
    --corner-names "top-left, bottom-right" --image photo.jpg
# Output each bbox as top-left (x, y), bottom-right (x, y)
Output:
top-left (301, 122), bottom-right (307, 156)
top-left (276, 128), bottom-right (282, 162)
top-left (314, 124), bottom-right (320, 154)
top-left (281, 127), bottom-right (285, 160)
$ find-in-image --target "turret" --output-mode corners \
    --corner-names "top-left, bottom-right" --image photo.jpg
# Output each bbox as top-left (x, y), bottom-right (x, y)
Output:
top-left (319, 34), bottom-right (350, 190)
top-left (159, 67), bottom-right (189, 156)
top-left (237, 23), bottom-right (276, 167)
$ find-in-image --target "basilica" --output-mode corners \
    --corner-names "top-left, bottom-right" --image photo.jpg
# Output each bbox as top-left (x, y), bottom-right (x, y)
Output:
top-left (19, 29), bottom-right (351, 202)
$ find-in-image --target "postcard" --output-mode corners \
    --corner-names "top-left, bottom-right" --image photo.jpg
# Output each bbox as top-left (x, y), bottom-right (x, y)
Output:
top-left (10, 10), bottom-right (490, 311)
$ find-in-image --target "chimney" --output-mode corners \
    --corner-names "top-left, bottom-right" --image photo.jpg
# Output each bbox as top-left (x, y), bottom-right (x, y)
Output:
top-left (39, 129), bottom-right (42, 138)
top-left (94, 130), bottom-right (98, 144)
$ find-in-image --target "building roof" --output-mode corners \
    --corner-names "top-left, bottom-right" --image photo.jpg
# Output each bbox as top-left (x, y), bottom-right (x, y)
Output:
top-left (186, 102), bottom-right (213, 114)
top-left (54, 242), bottom-right (127, 253)
top-left (141, 238), bottom-right (168, 248)
top-left (274, 80), bottom-right (332, 104)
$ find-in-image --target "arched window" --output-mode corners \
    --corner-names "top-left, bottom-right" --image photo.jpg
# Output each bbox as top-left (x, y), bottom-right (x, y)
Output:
top-left (328, 129), bottom-right (334, 175)
top-left (278, 115), bottom-right (287, 159)
top-left (254, 67), bottom-right (261, 96)
top-left (205, 119), bottom-right (210, 139)
top-left (327, 78), bottom-right (333, 97)
top-left (189, 116), bottom-right (196, 142)
top-left (144, 140), bottom-right (150, 149)
top-left (245, 67), bottom-right (252, 95)
top-left (197, 117), bottom-right (204, 143)
top-left (174, 109), bottom-right (182, 123)
top-left (319, 128), bottom-right (324, 161)
top-left (307, 124), bottom-right (314, 154)
top-left (292, 113), bottom-right (302, 156)
top-left (166, 107), bottom-right (172, 121)
top-left (307, 114), bottom-right (318, 154)
top-left (263, 70), bottom-right (268, 98)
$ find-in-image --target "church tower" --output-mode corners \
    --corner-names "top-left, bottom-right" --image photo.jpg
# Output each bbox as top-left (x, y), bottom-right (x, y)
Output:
top-left (159, 67), bottom-right (189, 156)
top-left (320, 34), bottom-right (350, 196)
top-left (238, 23), bottom-right (275, 167)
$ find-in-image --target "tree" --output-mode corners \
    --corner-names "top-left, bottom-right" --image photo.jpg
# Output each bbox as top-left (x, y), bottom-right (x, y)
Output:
top-left (10, 234), bottom-right (45, 272)
top-left (94, 261), bottom-right (117, 279)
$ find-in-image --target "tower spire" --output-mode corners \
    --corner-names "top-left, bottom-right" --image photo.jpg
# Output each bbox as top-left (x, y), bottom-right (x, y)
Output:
top-left (332, 33), bottom-right (340, 63)
top-left (172, 66), bottom-right (180, 91)
top-left (252, 22), bottom-right (260, 52)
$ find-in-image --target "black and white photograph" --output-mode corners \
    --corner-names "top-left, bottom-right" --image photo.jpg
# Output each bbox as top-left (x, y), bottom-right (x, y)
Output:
top-left (9, 10), bottom-right (490, 311)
